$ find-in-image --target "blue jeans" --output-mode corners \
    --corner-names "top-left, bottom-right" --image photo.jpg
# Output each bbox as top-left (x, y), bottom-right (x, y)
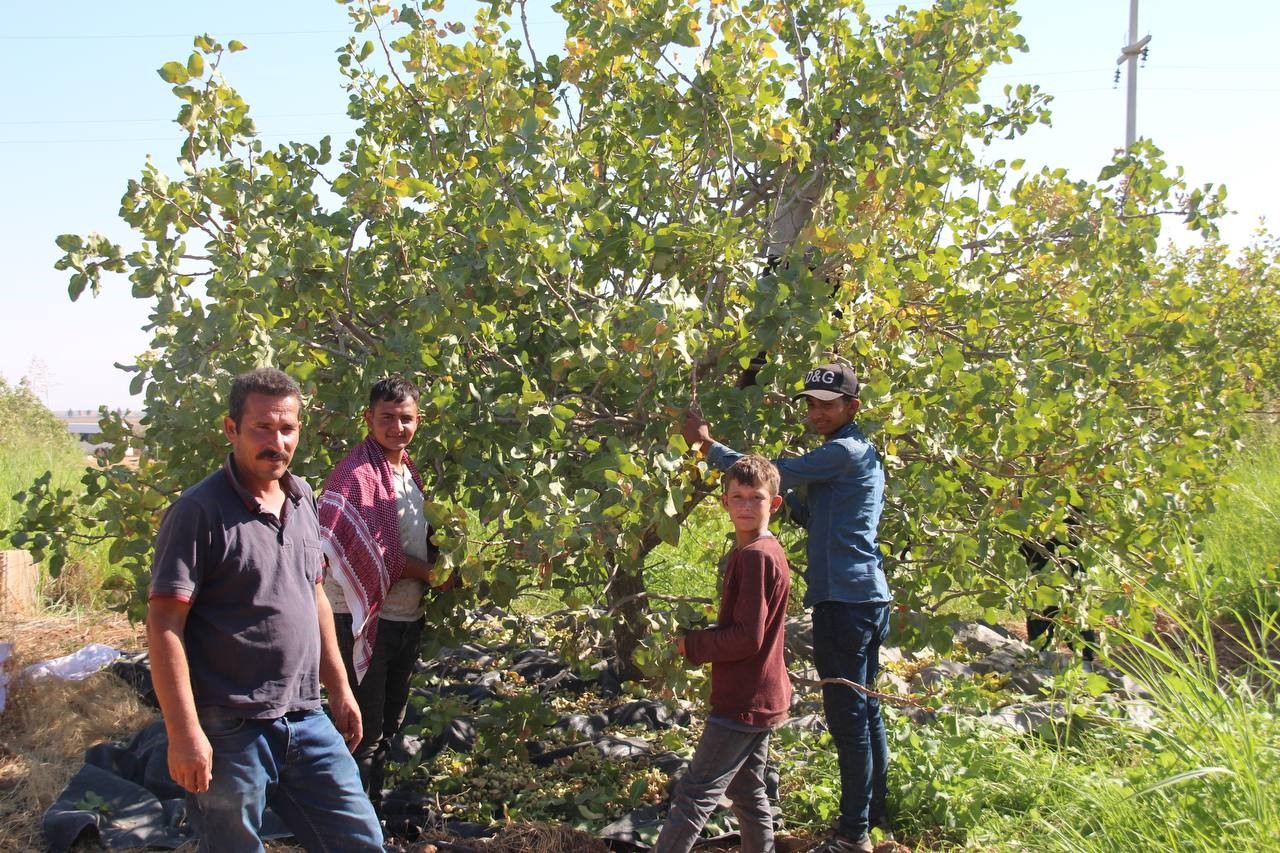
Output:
top-left (812, 601), bottom-right (891, 840)
top-left (655, 721), bottom-right (775, 853)
top-left (190, 707), bottom-right (384, 853)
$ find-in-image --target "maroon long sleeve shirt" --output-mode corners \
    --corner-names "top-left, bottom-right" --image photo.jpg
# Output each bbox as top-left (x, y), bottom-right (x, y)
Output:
top-left (682, 535), bottom-right (792, 729)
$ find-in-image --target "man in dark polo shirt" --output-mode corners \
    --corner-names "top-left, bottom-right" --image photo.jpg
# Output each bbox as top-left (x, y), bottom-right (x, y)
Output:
top-left (146, 368), bottom-right (383, 852)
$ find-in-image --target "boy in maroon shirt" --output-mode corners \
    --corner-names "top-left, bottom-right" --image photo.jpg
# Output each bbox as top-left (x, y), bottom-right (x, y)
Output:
top-left (655, 455), bottom-right (792, 853)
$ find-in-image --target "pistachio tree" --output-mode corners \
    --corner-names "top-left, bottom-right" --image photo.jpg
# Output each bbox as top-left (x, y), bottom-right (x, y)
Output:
top-left (13, 0), bottom-right (1274, 672)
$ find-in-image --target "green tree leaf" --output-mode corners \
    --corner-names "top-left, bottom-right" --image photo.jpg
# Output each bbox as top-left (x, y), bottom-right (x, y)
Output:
top-left (157, 61), bottom-right (189, 85)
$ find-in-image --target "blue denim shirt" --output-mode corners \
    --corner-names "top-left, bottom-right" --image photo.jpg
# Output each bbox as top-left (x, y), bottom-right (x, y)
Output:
top-left (708, 422), bottom-right (890, 608)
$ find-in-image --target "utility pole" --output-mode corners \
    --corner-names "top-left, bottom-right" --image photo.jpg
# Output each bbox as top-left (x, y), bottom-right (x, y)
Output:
top-left (1117, 0), bottom-right (1151, 149)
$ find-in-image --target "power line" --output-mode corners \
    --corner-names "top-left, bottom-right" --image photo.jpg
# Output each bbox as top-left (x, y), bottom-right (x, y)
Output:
top-left (0, 20), bottom-right (565, 41)
top-left (0, 130), bottom-right (352, 145)
top-left (6, 81), bottom-right (1277, 141)
top-left (986, 67), bottom-right (1109, 79)
top-left (0, 112), bottom-right (349, 127)
top-left (1044, 84), bottom-right (1280, 94)
top-left (1162, 64), bottom-right (1280, 71)
top-left (987, 64), bottom-right (1280, 81)
top-left (1137, 86), bottom-right (1280, 92)
top-left (0, 29), bottom-right (351, 41)
top-left (4, 64), bottom-right (1271, 127)
top-left (4, 62), bottom-right (1273, 129)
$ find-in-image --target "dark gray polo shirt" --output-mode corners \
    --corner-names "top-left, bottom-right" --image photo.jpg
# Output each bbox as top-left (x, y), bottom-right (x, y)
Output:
top-left (150, 456), bottom-right (323, 717)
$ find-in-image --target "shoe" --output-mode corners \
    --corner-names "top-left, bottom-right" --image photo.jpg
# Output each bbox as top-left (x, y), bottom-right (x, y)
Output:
top-left (809, 831), bottom-right (873, 853)
top-left (868, 810), bottom-right (895, 837)
top-left (865, 799), bottom-right (896, 835)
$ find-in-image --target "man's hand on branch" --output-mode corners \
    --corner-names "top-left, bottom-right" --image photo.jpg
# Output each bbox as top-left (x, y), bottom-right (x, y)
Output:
top-left (402, 555), bottom-right (435, 583)
top-left (431, 563), bottom-right (462, 594)
top-left (682, 410), bottom-right (712, 450)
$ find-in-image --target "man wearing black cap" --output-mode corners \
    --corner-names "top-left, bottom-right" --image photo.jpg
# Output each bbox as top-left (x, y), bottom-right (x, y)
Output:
top-left (683, 363), bottom-right (890, 853)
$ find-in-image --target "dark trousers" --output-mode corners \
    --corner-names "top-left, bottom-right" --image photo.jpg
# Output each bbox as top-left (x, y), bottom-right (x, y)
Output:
top-left (333, 613), bottom-right (425, 802)
top-left (812, 601), bottom-right (891, 840)
top-left (1027, 607), bottom-right (1098, 661)
top-left (1022, 526), bottom-right (1096, 662)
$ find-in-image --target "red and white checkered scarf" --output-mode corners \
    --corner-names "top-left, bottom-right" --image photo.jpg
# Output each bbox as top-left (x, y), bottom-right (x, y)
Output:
top-left (317, 436), bottom-right (424, 683)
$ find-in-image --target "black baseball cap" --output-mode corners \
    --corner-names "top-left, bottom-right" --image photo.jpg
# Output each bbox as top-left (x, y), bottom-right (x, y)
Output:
top-left (793, 363), bottom-right (859, 401)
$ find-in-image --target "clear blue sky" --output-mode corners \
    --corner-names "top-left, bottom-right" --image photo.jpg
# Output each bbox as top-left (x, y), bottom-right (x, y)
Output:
top-left (2, 1), bottom-right (1277, 410)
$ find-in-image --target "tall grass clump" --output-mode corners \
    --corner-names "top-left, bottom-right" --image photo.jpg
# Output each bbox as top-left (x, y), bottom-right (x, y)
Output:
top-left (850, 569), bottom-right (1280, 852)
top-left (1191, 423), bottom-right (1280, 617)
top-left (1034, 591), bottom-right (1280, 852)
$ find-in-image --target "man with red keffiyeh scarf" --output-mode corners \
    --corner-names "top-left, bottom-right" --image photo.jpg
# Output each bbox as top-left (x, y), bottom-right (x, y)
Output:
top-left (318, 374), bottom-right (443, 807)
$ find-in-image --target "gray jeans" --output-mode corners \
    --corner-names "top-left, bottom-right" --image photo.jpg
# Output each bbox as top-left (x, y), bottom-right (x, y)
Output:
top-left (655, 721), bottom-right (775, 853)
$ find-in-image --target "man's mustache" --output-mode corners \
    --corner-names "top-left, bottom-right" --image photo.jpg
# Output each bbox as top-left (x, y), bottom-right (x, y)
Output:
top-left (256, 451), bottom-right (289, 461)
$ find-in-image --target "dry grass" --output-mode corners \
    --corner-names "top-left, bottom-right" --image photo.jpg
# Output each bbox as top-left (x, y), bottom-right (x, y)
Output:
top-left (1, 610), bottom-right (144, 664)
top-left (0, 610), bottom-right (152, 851)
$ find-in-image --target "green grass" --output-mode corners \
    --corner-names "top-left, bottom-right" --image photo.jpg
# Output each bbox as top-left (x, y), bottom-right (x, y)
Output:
top-left (0, 397), bottom-right (86, 540)
top-left (644, 501), bottom-right (733, 604)
top-left (0, 380), bottom-right (111, 607)
top-left (771, 587), bottom-right (1280, 851)
top-left (645, 499), bottom-right (810, 614)
top-left (1033, 599), bottom-right (1280, 852)
top-left (1189, 423), bottom-right (1280, 616)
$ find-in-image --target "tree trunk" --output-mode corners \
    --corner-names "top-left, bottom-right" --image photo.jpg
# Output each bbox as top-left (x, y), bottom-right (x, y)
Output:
top-left (605, 554), bottom-right (649, 682)
top-left (737, 162), bottom-right (829, 389)
top-left (608, 163), bottom-right (830, 679)
top-left (607, 480), bottom-right (718, 680)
